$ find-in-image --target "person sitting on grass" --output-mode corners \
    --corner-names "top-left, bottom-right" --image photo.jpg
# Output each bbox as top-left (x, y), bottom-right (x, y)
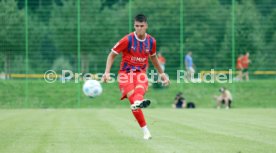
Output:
top-left (172, 92), bottom-right (186, 109)
top-left (214, 87), bottom-right (232, 109)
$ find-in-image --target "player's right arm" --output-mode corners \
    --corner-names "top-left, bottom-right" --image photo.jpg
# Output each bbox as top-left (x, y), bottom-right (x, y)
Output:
top-left (102, 52), bottom-right (117, 82)
top-left (102, 35), bottom-right (128, 82)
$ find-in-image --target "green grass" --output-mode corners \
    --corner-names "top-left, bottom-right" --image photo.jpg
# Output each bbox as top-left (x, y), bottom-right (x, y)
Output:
top-left (0, 80), bottom-right (276, 108)
top-left (0, 109), bottom-right (276, 153)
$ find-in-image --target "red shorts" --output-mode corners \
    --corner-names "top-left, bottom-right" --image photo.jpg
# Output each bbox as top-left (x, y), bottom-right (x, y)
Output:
top-left (118, 71), bottom-right (148, 100)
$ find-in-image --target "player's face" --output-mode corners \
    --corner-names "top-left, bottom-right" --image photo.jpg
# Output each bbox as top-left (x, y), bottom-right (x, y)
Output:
top-left (134, 21), bottom-right (148, 36)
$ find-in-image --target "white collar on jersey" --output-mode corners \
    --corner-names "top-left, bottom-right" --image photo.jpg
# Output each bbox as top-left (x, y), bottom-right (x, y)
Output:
top-left (134, 32), bottom-right (147, 42)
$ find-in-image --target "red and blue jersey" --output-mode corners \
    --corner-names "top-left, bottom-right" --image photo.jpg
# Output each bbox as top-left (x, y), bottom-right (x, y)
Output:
top-left (112, 32), bottom-right (156, 73)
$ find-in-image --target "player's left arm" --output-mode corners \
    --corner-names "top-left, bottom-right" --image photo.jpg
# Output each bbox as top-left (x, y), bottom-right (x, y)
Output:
top-left (150, 55), bottom-right (163, 74)
top-left (150, 55), bottom-right (170, 86)
top-left (149, 39), bottom-right (169, 86)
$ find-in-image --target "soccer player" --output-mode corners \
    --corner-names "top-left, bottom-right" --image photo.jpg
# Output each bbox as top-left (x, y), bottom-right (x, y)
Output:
top-left (102, 14), bottom-right (170, 140)
top-left (242, 52), bottom-right (251, 81)
top-left (235, 54), bottom-right (244, 81)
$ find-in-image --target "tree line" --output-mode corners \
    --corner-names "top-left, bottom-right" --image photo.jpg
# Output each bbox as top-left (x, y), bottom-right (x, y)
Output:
top-left (0, 0), bottom-right (275, 77)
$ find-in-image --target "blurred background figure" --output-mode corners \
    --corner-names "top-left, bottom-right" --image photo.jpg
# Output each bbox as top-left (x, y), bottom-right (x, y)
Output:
top-left (172, 92), bottom-right (186, 109)
top-left (242, 52), bottom-right (251, 81)
top-left (214, 87), bottom-right (232, 109)
top-left (185, 51), bottom-right (195, 80)
top-left (157, 52), bottom-right (166, 72)
top-left (235, 54), bottom-right (244, 81)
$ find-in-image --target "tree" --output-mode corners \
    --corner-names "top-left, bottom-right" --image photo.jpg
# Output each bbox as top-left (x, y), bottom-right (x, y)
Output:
top-left (220, 0), bottom-right (266, 70)
top-left (183, 0), bottom-right (228, 69)
top-left (264, 9), bottom-right (276, 70)
top-left (49, 0), bottom-right (124, 73)
top-left (0, 0), bottom-right (25, 75)
top-left (235, 0), bottom-right (265, 70)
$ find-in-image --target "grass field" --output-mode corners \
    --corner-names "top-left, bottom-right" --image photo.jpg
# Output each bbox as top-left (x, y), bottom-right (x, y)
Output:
top-left (1, 80), bottom-right (276, 108)
top-left (0, 109), bottom-right (276, 153)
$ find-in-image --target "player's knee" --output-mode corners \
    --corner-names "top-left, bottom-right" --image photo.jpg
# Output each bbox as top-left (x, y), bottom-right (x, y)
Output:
top-left (136, 85), bottom-right (148, 92)
top-left (135, 85), bottom-right (145, 90)
top-left (134, 86), bottom-right (146, 97)
top-left (126, 90), bottom-right (134, 98)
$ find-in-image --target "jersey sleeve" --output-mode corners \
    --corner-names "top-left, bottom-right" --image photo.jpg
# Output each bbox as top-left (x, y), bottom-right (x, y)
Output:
top-left (150, 38), bottom-right (157, 56)
top-left (111, 36), bottom-right (128, 54)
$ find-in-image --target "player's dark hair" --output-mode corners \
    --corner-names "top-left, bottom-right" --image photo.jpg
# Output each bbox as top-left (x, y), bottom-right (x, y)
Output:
top-left (135, 14), bottom-right (147, 23)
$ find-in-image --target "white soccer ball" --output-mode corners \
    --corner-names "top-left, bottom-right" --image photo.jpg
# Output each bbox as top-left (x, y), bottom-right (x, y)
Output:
top-left (82, 80), bottom-right (102, 97)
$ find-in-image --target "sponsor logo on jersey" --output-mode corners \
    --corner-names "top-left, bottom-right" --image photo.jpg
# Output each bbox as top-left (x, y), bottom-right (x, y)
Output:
top-left (131, 56), bottom-right (146, 62)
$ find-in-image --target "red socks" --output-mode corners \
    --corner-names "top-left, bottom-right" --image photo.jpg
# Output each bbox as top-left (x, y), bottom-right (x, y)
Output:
top-left (128, 88), bottom-right (146, 127)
